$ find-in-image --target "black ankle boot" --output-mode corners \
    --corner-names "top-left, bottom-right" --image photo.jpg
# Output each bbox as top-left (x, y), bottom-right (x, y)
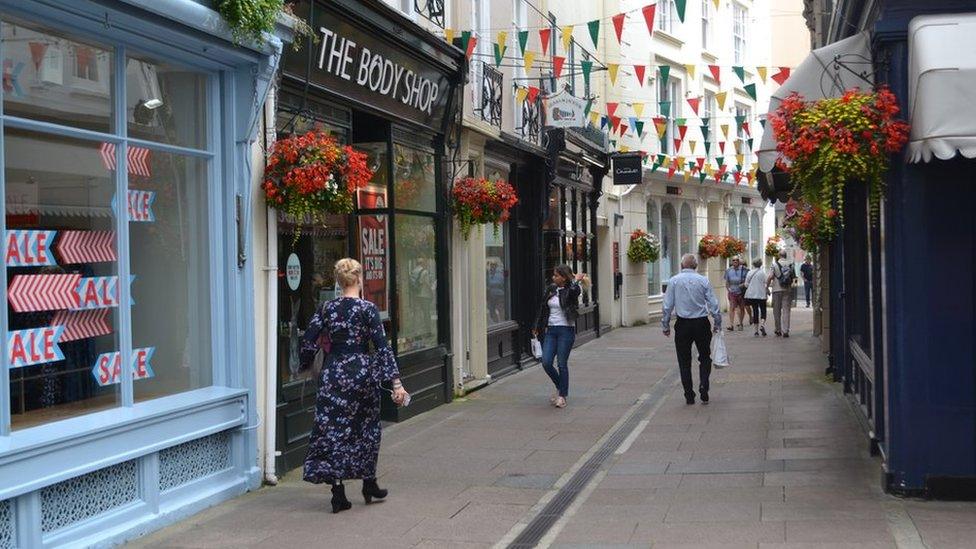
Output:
top-left (362, 478), bottom-right (388, 504)
top-left (330, 483), bottom-right (352, 513)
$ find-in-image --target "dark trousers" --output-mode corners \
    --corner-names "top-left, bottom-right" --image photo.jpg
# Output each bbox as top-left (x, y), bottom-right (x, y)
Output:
top-left (674, 317), bottom-right (712, 399)
top-left (747, 298), bottom-right (767, 323)
top-left (541, 326), bottom-right (575, 397)
top-left (804, 282), bottom-right (812, 306)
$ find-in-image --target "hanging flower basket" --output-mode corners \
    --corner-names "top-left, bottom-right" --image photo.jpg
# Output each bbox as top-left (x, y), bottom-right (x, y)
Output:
top-left (782, 199), bottom-right (837, 252)
top-left (765, 235), bottom-right (784, 258)
top-left (263, 131), bottom-right (373, 226)
top-left (698, 234), bottom-right (721, 260)
top-left (718, 235), bottom-right (746, 259)
top-left (451, 177), bottom-right (518, 239)
top-left (770, 86), bottom-right (910, 224)
top-left (627, 229), bottom-right (660, 263)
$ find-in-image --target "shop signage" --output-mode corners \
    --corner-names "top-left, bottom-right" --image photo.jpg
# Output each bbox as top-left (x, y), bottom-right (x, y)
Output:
top-left (7, 326), bottom-right (66, 369)
top-left (72, 275), bottom-right (135, 310)
top-left (612, 153), bottom-right (643, 185)
top-left (544, 90), bottom-right (587, 128)
top-left (5, 230), bottom-right (57, 267)
top-left (7, 273), bottom-right (81, 312)
top-left (55, 230), bottom-right (116, 264)
top-left (112, 190), bottom-right (156, 222)
top-left (51, 309), bottom-right (113, 342)
top-left (294, 4), bottom-right (453, 131)
top-left (99, 143), bottom-right (152, 178)
top-left (358, 188), bottom-right (388, 317)
top-left (90, 347), bottom-right (155, 387)
top-left (286, 253), bottom-right (302, 291)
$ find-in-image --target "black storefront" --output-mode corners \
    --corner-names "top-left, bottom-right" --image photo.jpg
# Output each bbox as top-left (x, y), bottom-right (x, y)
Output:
top-left (270, 0), bottom-right (464, 472)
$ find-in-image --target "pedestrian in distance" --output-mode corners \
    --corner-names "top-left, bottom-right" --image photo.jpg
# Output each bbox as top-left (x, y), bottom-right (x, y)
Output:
top-left (724, 256), bottom-right (750, 331)
top-left (769, 250), bottom-right (796, 337)
top-left (662, 254), bottom-right (722, 405)
top-left (300, 258), bottom-right (410, 514)
top-left (744, 257), bottom-right (770, 337)
top-left (801, 256), bottom-right (814, 308)
top-left (533, 265), bottom-right (585, 409)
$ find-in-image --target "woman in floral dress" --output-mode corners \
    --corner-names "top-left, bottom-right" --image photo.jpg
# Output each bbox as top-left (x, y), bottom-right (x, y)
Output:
top-left (301, 258), bottom-right (409, 513)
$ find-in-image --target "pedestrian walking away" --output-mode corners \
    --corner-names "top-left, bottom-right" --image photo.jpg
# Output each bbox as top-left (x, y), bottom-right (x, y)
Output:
top-left (769, 251), bottom-right (796, 337)
top-left (533, 264), bottom-right (585, 409)
top-left (662, 254), bottom-right (722, 405)
top-left (724, 256), bottom-right (750, 331)
top-left (801, 256), bottom-right (814, 308)
top-left (300, 258), bottom-right (410, 514)
top-left (744, 257), bottom-right (770, 337)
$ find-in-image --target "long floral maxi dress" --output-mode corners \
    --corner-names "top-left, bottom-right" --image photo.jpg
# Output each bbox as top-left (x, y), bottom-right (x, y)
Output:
top-left (300, 297), bottom-right (399, 484)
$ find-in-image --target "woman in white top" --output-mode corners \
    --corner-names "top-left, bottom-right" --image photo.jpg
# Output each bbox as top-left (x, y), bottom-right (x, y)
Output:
top-left (743, 258), bottom-right (771, 337)
top-left (532, 265), bottom-right (584, 408)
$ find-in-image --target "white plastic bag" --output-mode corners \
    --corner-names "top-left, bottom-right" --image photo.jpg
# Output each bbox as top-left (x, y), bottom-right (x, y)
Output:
top-left (530, 337), bottom-right (543, 359)
top-left (711, 331), bottom-right (731, 369)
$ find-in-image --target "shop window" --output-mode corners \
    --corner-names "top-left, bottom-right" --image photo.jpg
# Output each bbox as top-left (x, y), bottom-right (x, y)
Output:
top-left (1, 19), bottom-right (114, 133)
top-left (485, 226), bottom-right (511, 326)
top-left (750, 211), bottom-right (761, 261)
top-left (729, 209), bottom-right (739, 237)
top-left (679, 203), bottom-right (694, 256)
top-left (395, 215), bottom-right (438, 352)
top-left (661, 203), bottom-right (677, 289)
top-left (394, 143), bottom-right (436, 212)
top-left (543, 186), bottom-right (560, 230)
top-left (647, 200), bottom-right (661, 296)
top-left (126, 54), bottom-right (208, 150)
top-left (738, 210), bottom-right (749, 260)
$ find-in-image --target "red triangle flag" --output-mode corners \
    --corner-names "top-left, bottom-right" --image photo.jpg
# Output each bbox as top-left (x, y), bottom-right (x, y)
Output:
top-left (634, 65), bottom-right (646, 86)
top-left (696, 157), bottom-right (706, 170)
top-left (708, 64), bottom-right (721, 84)
top-left (539, 28), bottom-right (552, 56)
top-left (742, 122), bottom-right (751, 136)
top-left (677, 125), bottom-right (688, 140)
top-left (734, 171), bottom-right (743, 184)
top-left (619, 123), bottom-right (629, 137)
top-left (553, 56), bottom-right (566, 78)
top-left (687, 97), bottom-right (701, 115)
top-left (526, 86), bottom-right (540, 104)
top-left (610, 115), bottom-right (622, 132)
top-left (772, 67), bottom-right (791, 85)
top-left (466, 36), bottom-right (478, 60)
top-left (612, 13), bottom-right (626, 44)
top-left (607, 102), bottom-right (619, 117)
top-left (642, 4), bottom-right (657, 36)
top-left (719, 141), bottom-right (726, 154)
top-left (674, 138), bottom-right (682, 151)
top-left (668, 164), bottom-right (677, 179)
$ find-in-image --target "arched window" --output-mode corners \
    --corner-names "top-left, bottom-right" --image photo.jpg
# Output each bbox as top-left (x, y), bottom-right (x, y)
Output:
top-left (738, 210), bottom-right (749, 260)
top-left (661, 203), bottom-right (678, 283)
top-left (729, 209), bottom-right (739, 239)
top-left (679, 203), bottom-right (694, 257)
top-left (750, 211), bottom-right (761, 262)
top-left (647, 200), bottom-right (661, 295)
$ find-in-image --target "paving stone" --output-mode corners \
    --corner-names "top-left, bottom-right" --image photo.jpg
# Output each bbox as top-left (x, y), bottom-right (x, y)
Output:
top-left (665, 500), bottom-right (762, 522)
top-left (630, 520), bottom-right (787, 545)
top-left (784, 520), bottom-right (895, 543)
top-left (493, 473), bottom-right (559, 489)
top-left (677, 473), bottom-right (765, 488)
top-left (761, 500), bottom-right (887, 521)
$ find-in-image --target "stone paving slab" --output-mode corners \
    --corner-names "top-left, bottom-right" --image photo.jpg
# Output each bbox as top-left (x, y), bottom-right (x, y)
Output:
top-left (125, 309), bottom-right (976, 549)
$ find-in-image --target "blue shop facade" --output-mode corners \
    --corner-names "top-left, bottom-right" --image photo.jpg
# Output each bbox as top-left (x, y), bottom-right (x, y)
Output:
top-left (0, 0), bottom-right (287, 546)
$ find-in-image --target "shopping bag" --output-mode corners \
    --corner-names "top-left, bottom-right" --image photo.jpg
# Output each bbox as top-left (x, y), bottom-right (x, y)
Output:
top-left (711, 331), bottom-right (731, 369)
top-left (530, 337), bottom-right (543, 359)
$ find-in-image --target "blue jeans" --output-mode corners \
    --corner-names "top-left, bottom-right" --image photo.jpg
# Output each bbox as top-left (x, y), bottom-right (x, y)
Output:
top-left (541, 326), bottom-right (575, 397)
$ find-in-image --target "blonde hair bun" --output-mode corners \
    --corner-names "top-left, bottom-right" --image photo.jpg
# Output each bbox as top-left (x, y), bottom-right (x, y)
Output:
top-left (334, 258), bottom-right (363, 289)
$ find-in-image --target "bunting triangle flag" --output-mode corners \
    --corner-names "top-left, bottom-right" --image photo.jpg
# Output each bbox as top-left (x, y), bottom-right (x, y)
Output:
top-left (716, 156), bottom-right (724, 166)
top-left (721, 124), bottom-right (730, 138)
top-left (526, 86), bottom-right (540, 104)
top-left (612, 12), bottom-right (626, 44)
top-left (659, 101), bottom-right (671, 118)
top-left (600, 115), bottom-right (608, 130)
top-left (657, 154), bottom-right (666, 165)
top-left (553, 56), bottom-right (566, 78)
top-left (651, 162), bottom-right (661, 173)
top-left (744, 83), bottom-right (757, 101)
top-left (689, 140), bottom-right (697, 154)
top-left (700, 124), bottom-right (710, 140)
top-left (620, 145), bottom-right (631, 152)
top-left (676, 156), bottom-right (686, 170)
top-left (677, 125), bottom-right (688, 140)
top-left (515, 87), bottom-right (528, 104)
top-left (716, 91), bottom-right (728, 111)
top-left (734, 171), bottom-right (743, 184)
top-left (635, 120), bottom-right (645, 139)
top-left (497, 31), bottom-right (508, 52)
top-left (493, 42), bottom-right (504, 66)
top-left (561, 26), bottom-right (574, 52)
top-left (634, 65), bottom-right (647, 86)
top-left (704, 141), bottom-right (711, 155)
top-left (675, 0), bottom-right (687, 22)
top-left (518, 30), bottom-right (529, 55)
top-left (460, 31), bottom-right (472, 56)
top-left (675, 117), bottom-right (687, 127)
top-left (581, 60), bottom-right (593, 88)
top-left (607, 102), bottom-right (619, 117)
top-left (654, 117), bottom-right (668, 138)
top-left (760, 118), bottom-right (767, 130)
top-left (659, 65), bottom-right (670, 87)
top-left (732, 65), bottom-right (746, 83)
top-left (445, 28), bottom-right (456, 44)
top-left (629, 116), bottom-right (638, 130)
top-left (772, 67), bottom-right (791, 85)
top-left (674, 138), bottom-right (683, 152)
top-left (734, 139), bottom-right (742, 154)
top-left (742, 122), bottom-right (751, 136)
top-left (642, 4), bottom-right (657, 36)
top-left (588, 19), bottom-right (600, 48)
top-left (661, 155), bottom-right (671, 168)
top-left (632, 102), bottom-right (645, 118)
top-left (684, 169), bottom-right (692, 182)
top-left (539, 28), bottom-right (552, 56)
top-left (589, 110), bottom-right (601, 126)
top-left (619, 123), bottom-right (629, 137)
top-left (719, 142), bottom-right (726, 156)
top-left (610, 115), bottom-right (622, 133)
top-left (712, 0), bottom-right (721, 9)
top-left (687, 97), bottom-right (700, 115)
top-left (708, 64), bottom-right (721, 84)
top-left (696, 157), bottom-right (706, 170)
top-left (465, 35), bottom-right (478, 60)
top-left (699, 171), bottom-right (708, 183)
top-left (757, 66), bottom-right (768, 83)
top-left (736, 153), bottom-right (745, 166)
top-left (608, 64), bottom-right (620, 85)
top-left (668, 164), bottom-right (677, 179)
top-left (747, 137), bottom-right (754, 150)
top-left (685, 64), bottom-right (696, 79)
top-left (524, 51), bottom-right (536, 71)
top-left (735, 115), bottom-right (746, 132)
top-left (584, 98), bottom-right (593, 117)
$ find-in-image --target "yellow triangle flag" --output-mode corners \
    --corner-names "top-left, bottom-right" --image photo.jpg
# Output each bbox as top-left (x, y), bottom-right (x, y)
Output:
top-left (736, 153), bottom-right (745, 166)
top-left (632, 103), bottom-right (645, 118)
top-left (757, 66), bottom-right (768, 84)
top-left (524, 51), bottom-right (536, 71)
top-left (589, 110), bottom-right (600, 125)
top-left (516, 87), bottom-right (528, 104)
top-left (561, 26), bottom-right (574, 52)
top-left (685, 64), bottom-right (696, 79)
top-left (676, 156), bottom-right (686, 170)
top-left (445, 28), bottom-right (455, 44)
top-left (620, 145), bottom-right (631, 153)
top-left (655, 119), bottom-right (668, 138)
top-left (608, 64), bottom-right (620, 86)
top-left (496, 31), bottom-right (508, 60)
top-left (661, 156), bottom-right (671, 168)
top-left (705, 164), bottom-right (715, 176)
top-left (716, 91), bottom-right (728, 111)
top-left (721, 124), bottom-right (730, 138)
top-left (690, 140), bottom-right (697, 154)
top-left (683, 169), bottom-right (692, 182)
top-left (712, 0), bottom-right (721, 9)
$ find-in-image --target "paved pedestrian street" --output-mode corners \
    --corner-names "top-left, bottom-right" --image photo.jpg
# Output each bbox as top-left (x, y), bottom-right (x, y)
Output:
top-left (127, 310), bottom-right (976, 548)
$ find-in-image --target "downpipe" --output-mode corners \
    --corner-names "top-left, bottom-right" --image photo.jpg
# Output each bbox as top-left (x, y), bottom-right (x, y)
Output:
top-left (263, 206), bottom-right (279, 486)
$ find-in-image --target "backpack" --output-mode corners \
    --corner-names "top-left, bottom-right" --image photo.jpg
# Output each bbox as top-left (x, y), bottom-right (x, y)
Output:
top-left (776, 261), bottom-right (796, 287)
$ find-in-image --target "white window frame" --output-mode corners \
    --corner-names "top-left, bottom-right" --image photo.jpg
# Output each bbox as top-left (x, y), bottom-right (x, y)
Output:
top-left (733, 3), bottom-right (748, 65)
top-left (657, 0), bottom-right (675, 34)
top-left (701, 0), bottom-right (711, 50)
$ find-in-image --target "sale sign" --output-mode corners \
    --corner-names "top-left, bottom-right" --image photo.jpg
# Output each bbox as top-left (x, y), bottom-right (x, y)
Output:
top-left (111, 190), bottom-right (156, 222)
top-left (5, 230), bottom-right (57, 267)
top-left (90, 347), bottom-right (155, 386)
top-left (52, 309), bottom-right (113, 342)
top-left (8, 274), bottom-right (81, 312)
top-left (72, 275), bottom-right (135, 310)
top-left (54, 230), bottom-right (116, 264)
top-left (358, 188), bottom-right (388, 317)
top-left (8, 326), bottom-right (66, 369)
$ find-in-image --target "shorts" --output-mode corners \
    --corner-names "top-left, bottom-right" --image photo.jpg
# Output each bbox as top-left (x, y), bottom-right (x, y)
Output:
top-left (727, 292), bottom-right (745, 307)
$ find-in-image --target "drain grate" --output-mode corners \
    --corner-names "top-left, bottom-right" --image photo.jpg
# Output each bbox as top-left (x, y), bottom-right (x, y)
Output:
top-left (507, 369), bottom-right (678, 548)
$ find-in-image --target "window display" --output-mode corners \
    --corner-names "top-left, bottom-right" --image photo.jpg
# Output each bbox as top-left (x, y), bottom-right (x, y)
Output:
top-left (394, 144), bottom-right (436, 212)
top-left (395, 215), bottom-right (437, 352)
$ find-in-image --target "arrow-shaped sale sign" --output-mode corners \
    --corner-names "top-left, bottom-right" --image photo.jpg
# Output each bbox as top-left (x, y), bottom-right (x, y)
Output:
top-left (91, 347), bottom-right (155, 386)
top-left (55, 230), bottom-right (116, 265)
top-left (51, 309), bottom-right (113, 342)
top-left (8, 326), bottom-right (66, 369)
top-left (111, 190), bottom-right (155, 222)
top-left (72, 275), bottom-right (135, 311)
top-left (7, 274), bottom-right (81, 312)
top-left (5, 230), bottom-right (57, 267)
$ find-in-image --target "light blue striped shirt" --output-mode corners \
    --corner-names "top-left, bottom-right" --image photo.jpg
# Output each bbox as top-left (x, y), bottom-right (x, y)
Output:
top-left (662, 269), bottom-right (722, 330)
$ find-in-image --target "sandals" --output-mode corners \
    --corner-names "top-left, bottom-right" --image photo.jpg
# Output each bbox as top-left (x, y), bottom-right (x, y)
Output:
top-left (554, 397), bottom-right (567, 408)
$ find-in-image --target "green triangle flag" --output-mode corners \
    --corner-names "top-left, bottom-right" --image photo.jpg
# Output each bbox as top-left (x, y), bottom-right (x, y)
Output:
top-left (675, 0), bottom-right (687, 22)
top-left (735, 115), bottom-right (746, 131)
top-left (760, 118), bottom-right (767, 130)
top-left (651, 162), bottom-right (661, 173)
top-left (733, 66), bottom-right (746, 83)
top-left (659, 101), bottom-right (671, 118)
top-left (518, 30), bottom-right (529, 55)
top-left (461, 30), bottom-right (472, 53)
top-left (716, 156), bottom-right (725, 166)
top-left (659, 65), bottom-right (670, 87)
top-left (700, 125), bottom-right (710, 140)
top-left (493, 43), bottom-right (504, 66)
top-left (610, 139), bottom-right (618, 148)
top-left (657, 154), bottom-right (666, 165)
top-left (736, 164), bottom-right (743, 172)
top-left (699, 171), bottom-right (707, 183)
top-left (581, 60), bottom-right (593, 89)
top-left (675, 117), bottom-right (687, 126)
top-left (747, 137), bottom-right (754, 150)
top-left (744, 83), bottom-right (757, 101)
top-left (704, 141), bottom-right (711, 155)
top-left (635, 120), bottom-right (645, 138)
top-left (587, 20), bottom-right (600, 47)
top-left (584, 98), bottom-right (593, 117)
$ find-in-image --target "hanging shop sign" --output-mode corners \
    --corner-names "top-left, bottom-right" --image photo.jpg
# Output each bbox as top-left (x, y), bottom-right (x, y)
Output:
top-left (286, 253), bottom-right (302, 291)
top-left (5, 230), bottom-right (57, 267)
top-left (7, 326), bottom-right (67, 369)
top-left (358, 188), bottom-right (389, 318)
top-left (91, 347), bottom-right (155, 386)
top-left (611, 153), bottom-right (643, 185)
top-left (544, 90), bottom-right (587, 128)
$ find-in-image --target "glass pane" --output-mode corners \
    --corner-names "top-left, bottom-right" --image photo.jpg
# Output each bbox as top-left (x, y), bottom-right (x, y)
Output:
top-left (661, 204), bottom-right (677, 289)
top-left (1, 18), bottom-right (114, 133)
top-left (130, 151), bottom-right (212, 402)
top-left (395, 215), bottom-right (438, 353)
top-left (5, 129), bottom-right (120, 429)
top-left (679, 203), bottom-right (693, 256)
top-left (543, 186), bottom-right (560, 230)
top-left (563, 189), bottom-right (573, 232)
top-left (485, 225), bottom-right (510, 326)
top-left (394, 144), bottom-right (436, 212)
top-left (356, 143), bottom-right (388, 210)
top-left (751, 212), bottom-right (761, 261)
top-left (357, 198), bottom-right (390, 321)
top-left (126, 54), bottom-right (208, 150)
top-left (543, 232), bottom-right (560, 280)
top-left (647, 201), bottom-right (661, 295)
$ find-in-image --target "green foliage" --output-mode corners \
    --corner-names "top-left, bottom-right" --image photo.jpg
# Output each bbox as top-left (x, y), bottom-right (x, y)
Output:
top-left (217, 0), bottom-right (283, 45)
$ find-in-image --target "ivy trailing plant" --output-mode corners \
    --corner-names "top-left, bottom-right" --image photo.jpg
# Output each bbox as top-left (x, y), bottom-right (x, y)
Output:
top-left (217, 0), bottom-right (316, 49)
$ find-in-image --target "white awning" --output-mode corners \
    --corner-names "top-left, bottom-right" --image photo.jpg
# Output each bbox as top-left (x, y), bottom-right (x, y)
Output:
top-left (907, 13), bottom-right (976, 163)
top-left (757, 32), bottom-right (874, 172)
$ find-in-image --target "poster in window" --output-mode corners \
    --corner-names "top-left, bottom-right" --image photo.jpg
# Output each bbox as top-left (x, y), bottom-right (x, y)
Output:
top-left (358, 187), bottom-right (388, 318)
